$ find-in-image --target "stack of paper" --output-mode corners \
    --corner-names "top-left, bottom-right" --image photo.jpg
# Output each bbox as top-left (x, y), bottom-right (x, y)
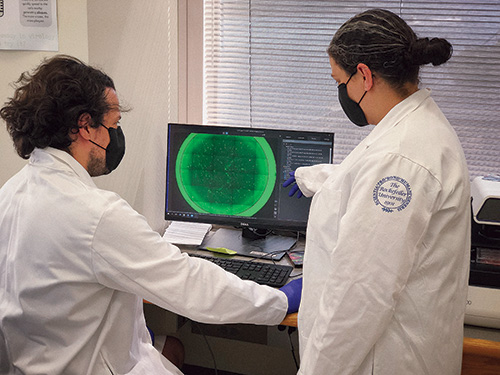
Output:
top-left (162, 221), bottom-right (212, 246)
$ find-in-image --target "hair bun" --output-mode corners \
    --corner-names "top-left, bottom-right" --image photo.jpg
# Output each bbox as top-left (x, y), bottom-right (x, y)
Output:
top-left (410, 37), bottom-right (453, 66)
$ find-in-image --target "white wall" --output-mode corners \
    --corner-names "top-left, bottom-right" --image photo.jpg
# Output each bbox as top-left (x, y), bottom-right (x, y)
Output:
top-left (87, 0), bottom-right (178, 232)
top-left (0, 0), bottom-right (89, 187)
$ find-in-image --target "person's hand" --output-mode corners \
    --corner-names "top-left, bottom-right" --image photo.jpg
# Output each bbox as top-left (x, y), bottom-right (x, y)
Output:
top-left (283, 171), bottom-right (304, 198)
top-left (279, 278), bottom-right (303, 314)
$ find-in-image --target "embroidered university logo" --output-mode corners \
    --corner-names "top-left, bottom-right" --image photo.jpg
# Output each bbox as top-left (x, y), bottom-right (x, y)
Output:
top-left (372, 176), bottom-right (412, 213)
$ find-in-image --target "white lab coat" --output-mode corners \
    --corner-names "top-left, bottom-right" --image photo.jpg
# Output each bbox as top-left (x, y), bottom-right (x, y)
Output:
top-left (295, 89), bottom-right (470, 375)
top-left (0, 147), bottom-right (287, 375)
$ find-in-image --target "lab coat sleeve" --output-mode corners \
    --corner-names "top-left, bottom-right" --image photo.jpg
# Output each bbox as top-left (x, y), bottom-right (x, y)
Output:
top-left (295, 163), bottom-right (340, 197)
top-left (298, 152), bottom-right (441, 374)
top-left (90, 199), bottom-right (288, 326)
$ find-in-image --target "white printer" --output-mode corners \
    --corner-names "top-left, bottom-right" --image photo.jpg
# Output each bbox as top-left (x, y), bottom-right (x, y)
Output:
top-left (465, 175), bottom-right (500, 329)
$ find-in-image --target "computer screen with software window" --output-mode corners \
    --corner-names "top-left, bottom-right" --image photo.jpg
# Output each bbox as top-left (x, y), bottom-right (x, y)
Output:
top-left (165, 123), bottom-right (334, 237)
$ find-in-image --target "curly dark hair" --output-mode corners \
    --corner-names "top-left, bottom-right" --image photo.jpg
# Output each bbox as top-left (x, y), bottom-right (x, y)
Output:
top-left (328, 9), bottom-right (452, 96)
top-left (0, 55), bottom-right (118, 159)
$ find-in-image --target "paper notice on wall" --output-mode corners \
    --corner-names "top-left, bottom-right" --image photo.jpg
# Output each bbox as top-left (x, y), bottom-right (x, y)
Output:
top-left (0, 0), bottom-right (58, 51)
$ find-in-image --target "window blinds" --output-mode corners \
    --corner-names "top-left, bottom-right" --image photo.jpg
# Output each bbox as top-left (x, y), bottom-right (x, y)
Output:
top-left (204, 0), bottom-right (500, 178)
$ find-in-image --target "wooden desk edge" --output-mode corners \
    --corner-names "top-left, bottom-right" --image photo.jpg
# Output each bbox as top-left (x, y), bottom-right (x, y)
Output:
top-left (463, 336), bottom-right (500, 356)
top-left (280, 312), bottom-right (297, 327)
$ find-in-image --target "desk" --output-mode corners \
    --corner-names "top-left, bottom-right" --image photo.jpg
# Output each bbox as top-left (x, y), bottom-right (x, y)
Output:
top-left (278, 313), bottom-right (500, 375)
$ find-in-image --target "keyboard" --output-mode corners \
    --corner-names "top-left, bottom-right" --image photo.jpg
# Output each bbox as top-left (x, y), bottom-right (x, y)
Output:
top-left (189, 253), bottom-right (293, 287)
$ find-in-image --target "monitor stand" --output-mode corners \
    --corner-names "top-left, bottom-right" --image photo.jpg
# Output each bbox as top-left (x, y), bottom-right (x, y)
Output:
top-left (199, 227), bottom-right (296, 260)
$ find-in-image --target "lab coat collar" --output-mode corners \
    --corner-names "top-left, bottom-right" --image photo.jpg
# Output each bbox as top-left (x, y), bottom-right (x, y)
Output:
top-left (365, 88), bottom-right (431, 147)
top-left (30, 147), bottom-right (97, 187)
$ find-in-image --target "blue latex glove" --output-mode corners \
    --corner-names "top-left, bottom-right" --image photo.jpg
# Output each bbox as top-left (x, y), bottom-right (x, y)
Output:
top-left (283, 171), bottom-right (304, 198)
top-left (279, 278), bottom-right (303, 314)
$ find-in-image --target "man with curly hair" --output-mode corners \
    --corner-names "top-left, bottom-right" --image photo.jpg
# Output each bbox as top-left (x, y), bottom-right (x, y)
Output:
top-left (0, 55), bottom-right (302, 375)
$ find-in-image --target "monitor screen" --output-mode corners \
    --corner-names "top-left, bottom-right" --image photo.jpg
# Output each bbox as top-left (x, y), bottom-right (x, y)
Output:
top-left (165, 123), bottom-right (334, 233)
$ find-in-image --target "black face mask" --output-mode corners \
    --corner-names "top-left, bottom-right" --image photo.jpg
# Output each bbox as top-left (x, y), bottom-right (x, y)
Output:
top-left (338, 71), bottom-right (369, 127)
top-left (90, 124), bottom-right (126, 173)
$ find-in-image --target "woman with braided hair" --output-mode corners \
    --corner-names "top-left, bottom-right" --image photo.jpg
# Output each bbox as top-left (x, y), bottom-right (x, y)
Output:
top-left (284, 9), bottom-right (469, 375)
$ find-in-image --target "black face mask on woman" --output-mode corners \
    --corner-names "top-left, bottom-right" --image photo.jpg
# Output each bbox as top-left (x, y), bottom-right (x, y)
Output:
top-left (338, 71), bottom-right (369, 127)
top-left (89, 124), bottom-right (126, 173)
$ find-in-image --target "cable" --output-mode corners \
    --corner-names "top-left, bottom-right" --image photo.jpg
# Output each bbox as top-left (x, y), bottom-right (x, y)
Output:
top-left (289, 270), bottom-right (303, 278)
top-left (288, 327), bottom-right (300, 370)
top-left (191, 321), bottom-right (218, 375)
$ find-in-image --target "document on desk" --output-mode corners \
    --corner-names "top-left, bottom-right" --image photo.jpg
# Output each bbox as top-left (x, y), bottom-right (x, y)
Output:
top-left (162, 221), bottom-right (212, 246)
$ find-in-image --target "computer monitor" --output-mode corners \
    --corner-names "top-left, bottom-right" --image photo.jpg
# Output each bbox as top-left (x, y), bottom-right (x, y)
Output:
top-left (165, 123), bottom-right (334, 256)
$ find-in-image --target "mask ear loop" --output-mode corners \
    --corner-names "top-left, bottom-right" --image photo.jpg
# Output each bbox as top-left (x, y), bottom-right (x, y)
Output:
top-left (345, 71), bottom-right (356, 86)
top-left (339, 71), bottom-right (357, 88)
top-left (357, 90), bottom-right (367, 105)
top-left (89, 139), bottom-right (107, 151)
top-left (88, 123), bottom-right (108, 151)
top-left (344, 71), bottom-right (367, 105)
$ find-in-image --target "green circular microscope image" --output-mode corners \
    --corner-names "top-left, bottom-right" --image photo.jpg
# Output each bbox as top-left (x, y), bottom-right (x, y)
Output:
top-left (175, 133), bottom-right (276, 216)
